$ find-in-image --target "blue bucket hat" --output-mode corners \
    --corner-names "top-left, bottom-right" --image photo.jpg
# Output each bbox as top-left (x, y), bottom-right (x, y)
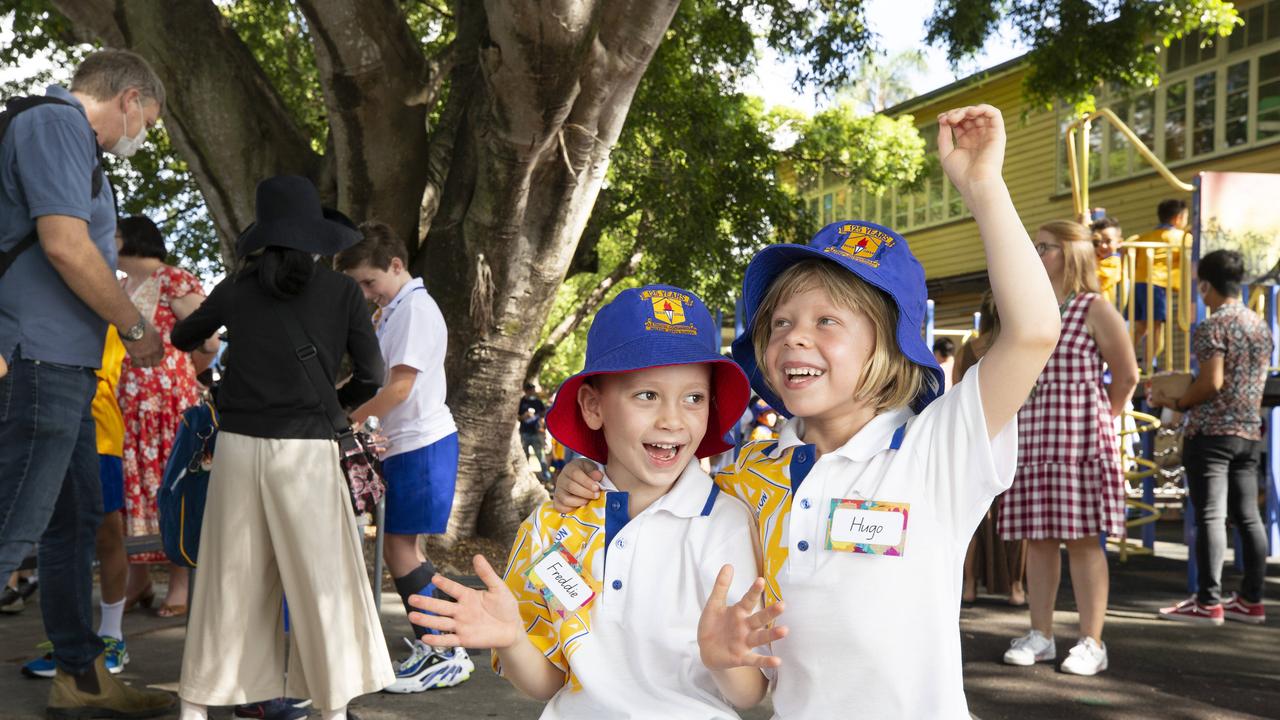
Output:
top-left (729, 220), bottom-right (944, 418)
top-left (546, 284), bottom-right (751, 464)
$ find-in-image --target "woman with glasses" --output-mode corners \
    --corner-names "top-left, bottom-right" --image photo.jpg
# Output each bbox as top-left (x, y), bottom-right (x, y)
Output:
top-left (998, 220), bottom-right (1138, 677)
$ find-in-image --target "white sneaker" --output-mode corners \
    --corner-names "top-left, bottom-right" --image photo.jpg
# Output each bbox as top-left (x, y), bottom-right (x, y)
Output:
top-left (1002, 629), bottom-right (1056, 666)
top-left (1059, 636), bottom-right (1108, 676)
top-left (384, 638), bottom-right (475, 694)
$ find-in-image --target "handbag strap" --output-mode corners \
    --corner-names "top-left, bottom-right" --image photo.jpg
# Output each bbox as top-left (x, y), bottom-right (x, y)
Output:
top-left (271, 301), bottom-right (351, 438)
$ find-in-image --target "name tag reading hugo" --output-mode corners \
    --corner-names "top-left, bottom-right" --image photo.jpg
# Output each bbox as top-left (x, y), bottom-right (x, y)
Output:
top-left (525, 543), bottom-right (596, 618)
top-left (826, 499), bottom-right (910, 557)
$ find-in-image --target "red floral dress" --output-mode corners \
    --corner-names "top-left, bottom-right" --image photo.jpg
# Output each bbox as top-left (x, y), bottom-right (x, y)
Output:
top-left (119, 265), bottom-right (204, 563)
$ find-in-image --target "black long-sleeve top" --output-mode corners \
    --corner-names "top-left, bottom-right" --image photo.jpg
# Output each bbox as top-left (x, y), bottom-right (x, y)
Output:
top-left (171, 264), bottom-right (385, 440)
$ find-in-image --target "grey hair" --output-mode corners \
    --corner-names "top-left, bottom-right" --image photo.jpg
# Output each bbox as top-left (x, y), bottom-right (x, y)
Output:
top-left (70, 49), bottom-right (166, 109)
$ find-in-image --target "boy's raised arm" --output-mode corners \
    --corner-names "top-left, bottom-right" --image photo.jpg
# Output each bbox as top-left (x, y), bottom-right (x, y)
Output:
top-left (937, 105), bottom-right (1060, 438)
top-left (409, 554), bottom-right (565, 701)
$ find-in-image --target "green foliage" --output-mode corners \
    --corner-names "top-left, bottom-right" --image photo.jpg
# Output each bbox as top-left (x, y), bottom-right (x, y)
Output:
top-left (786, 104), bottom-right (927, 193)
top-left (925, 0), bottom-right (1241, 111)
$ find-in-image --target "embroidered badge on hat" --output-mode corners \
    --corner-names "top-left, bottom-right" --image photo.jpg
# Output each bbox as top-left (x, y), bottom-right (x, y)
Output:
top-left (642, 288), bottom-right (697, 335)
top-left (825, 222), bottom-right (898, 268)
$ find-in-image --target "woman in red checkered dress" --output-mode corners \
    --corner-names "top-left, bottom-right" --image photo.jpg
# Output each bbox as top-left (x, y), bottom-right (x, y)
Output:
top-left (998, 220), bottom-right (1138, 676)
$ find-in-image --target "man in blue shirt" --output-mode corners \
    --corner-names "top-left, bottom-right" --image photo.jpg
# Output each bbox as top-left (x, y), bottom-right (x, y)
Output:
top-left (0, 49), bottom-right (172, 718)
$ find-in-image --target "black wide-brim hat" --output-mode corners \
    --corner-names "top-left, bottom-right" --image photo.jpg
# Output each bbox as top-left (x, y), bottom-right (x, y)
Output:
top-left (235, 175), bottom-right (362, 258)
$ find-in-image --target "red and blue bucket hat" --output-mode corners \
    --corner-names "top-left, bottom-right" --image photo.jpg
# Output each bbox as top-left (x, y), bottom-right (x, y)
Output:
top-left (547, 284), bottom-right (751, 464)
top-left (730, 220), bottom-right (945, 418)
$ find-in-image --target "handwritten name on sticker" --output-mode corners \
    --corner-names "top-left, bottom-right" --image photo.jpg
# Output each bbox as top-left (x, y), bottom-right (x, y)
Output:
top-left (528, 544), bottom-right (595, 615)
top-left (825, 498), bottom-right (910, 557)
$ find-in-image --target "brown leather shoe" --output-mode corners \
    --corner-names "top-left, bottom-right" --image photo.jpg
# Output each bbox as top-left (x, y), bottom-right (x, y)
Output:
top-left (46, 653), bottom-right (175, 719)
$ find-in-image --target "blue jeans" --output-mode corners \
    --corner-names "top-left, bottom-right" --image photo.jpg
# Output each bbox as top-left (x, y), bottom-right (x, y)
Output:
top-left (0, 351), bottom-right (104, 673)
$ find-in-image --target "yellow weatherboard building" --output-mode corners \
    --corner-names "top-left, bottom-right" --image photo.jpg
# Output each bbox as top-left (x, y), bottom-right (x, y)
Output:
top-left (795, 0), bottom-right (1280, 340)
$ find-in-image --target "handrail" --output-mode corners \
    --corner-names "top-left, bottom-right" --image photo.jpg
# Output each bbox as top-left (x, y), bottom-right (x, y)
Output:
top-left (1064, 107), bottom-right (1195, 222)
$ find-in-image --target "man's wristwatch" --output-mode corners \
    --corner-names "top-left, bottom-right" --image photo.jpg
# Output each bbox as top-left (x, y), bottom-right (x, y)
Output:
top-left (120, 316), bottom-right (146, 342)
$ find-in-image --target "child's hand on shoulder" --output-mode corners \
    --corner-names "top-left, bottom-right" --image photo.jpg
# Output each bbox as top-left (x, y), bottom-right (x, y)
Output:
top-left (552, 458), bottom-right (603, 513)
top-left (937, 104), bottom-right (1006, 195)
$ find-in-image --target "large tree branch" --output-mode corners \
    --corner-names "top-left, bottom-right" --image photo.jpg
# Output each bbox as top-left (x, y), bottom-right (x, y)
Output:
top-left (51, 0), bottom-right (322, 247)
top-left (296, 0), bottom-right (433, 241)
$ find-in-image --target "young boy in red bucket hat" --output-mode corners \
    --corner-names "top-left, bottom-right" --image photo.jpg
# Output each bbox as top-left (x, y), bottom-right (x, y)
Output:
top-left (408, 284), bottom-right (783, 717)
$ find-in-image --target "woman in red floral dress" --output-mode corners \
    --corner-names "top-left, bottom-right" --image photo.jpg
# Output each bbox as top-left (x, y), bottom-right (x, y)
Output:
top-left (116, 216), bottom-right (217, 617)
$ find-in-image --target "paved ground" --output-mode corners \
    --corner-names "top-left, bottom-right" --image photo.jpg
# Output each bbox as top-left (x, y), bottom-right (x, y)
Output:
top-left (2, 529), bottom-right (1278, 719)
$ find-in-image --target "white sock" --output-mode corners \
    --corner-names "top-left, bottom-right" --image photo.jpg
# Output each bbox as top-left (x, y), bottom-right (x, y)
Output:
top-left (98, 598), bottom-right (125, 640)
top-left (178, 700), bottom-right (208, 720)
top-left (321, 708), bottom-right (347, 720)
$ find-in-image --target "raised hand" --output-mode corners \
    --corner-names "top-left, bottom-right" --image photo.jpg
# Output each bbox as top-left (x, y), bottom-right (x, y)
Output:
top-left (937, 104), bottom-right (1007, 194)
top-left (552, 458), bottom-right (603, 513)
top-left (698, 564), bottom-right (787, 671)
top-left (408, 554), bottom-right (523, 650)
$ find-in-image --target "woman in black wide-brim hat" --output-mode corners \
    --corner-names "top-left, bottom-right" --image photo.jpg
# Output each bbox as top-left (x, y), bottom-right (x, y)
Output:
top-left (171, 176), bottom-right (394, 719)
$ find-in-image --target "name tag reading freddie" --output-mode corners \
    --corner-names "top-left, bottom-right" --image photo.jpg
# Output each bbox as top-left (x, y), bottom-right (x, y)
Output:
top-left (526, 543), bottom-right (596, 617)
top-left (826, 498), bottom-right (910, 557)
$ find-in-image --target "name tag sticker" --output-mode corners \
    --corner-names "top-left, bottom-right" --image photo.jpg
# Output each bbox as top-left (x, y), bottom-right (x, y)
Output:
top-left (826, 498), bottom-right (910, 557)
top-left (525, 543), bottom-right (596, 617)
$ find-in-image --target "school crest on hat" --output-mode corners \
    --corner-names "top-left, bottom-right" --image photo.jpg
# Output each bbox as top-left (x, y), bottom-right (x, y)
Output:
top-left (826, 222), bottom-right (897, 268)
top-left (642, 288), bottom-right (697, 336)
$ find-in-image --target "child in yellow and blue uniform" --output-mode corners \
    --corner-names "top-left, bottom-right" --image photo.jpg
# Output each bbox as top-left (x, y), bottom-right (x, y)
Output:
top-left (408, 284), bottom-right (783, 719)
top-left (556, 105), bottom-right (1062, 717)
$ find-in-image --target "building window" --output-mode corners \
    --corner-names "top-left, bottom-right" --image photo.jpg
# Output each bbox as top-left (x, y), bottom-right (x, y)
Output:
top-left (1192, 70), bottom-right (1216, 155)
top-left (1259, 49), bottom-right (1280, 140)
top-left (1165, 80), bottom-right (1188, 161)
top-left (1226, 60), bottom-right (1249, 146)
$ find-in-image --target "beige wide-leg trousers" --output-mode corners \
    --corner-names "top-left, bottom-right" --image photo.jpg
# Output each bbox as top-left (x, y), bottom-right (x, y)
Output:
top-left (179, 432), bottom-right (394, 710)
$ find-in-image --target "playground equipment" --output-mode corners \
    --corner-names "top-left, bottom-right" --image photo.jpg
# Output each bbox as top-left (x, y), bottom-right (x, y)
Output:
top-left (1063, 109), bottom-right (1280, 579)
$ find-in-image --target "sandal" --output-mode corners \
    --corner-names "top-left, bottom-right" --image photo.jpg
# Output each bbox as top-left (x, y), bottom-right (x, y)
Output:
top-left (123, 585), bottom-right (156, 613)
top-left (155, 603), bottom-right (187, 618)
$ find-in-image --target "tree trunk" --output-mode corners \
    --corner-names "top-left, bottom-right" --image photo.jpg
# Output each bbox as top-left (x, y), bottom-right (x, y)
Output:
top-left (526, 246), bottom-right (643, 383)
top-left (49, 0), bottom-right (682, 547)
top-left (420, 0), bottom-right (681, 543)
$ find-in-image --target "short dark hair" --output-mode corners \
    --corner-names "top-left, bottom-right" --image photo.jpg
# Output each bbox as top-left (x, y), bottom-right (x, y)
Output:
top-left (117, 215), bottom-right (167, 260)
top-left (933, 337), bottom-right (956, 358)
top-left (1197, 249), bottom-right (1245, 297)
top-left (1090, 216), bottom-right (1121, 233)
top-left (523, 381), bottom-right (537, 392)
top-left (1157, 199), bottom-right (1188, 225)
top-left (333, 221), bottom-right (408, 272)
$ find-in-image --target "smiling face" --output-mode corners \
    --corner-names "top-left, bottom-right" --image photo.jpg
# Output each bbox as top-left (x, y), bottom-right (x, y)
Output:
top-left (343, 257), bottom-right (409, 307)
top-left (578, 363), bottom-right (711, 499)
top-left (761, 284), bottom-right (877, 422)
top-left (1092, 226), bottom-right (1121, 261)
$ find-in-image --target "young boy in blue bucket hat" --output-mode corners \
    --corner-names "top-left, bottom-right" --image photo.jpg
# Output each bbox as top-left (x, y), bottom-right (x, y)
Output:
top-left (408, 284), bottom-right (784, 718)
top-left (555, 105), bottom-right (1064, 716)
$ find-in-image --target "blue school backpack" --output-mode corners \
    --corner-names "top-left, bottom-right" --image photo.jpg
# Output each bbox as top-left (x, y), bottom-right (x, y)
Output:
top-left (158, 398), bottom-right (218, 568)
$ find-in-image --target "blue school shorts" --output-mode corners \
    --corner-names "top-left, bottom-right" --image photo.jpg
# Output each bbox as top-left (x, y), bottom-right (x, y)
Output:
top-left (382, 432), bottom-right (459, 535)
top-left (1132, 283), bottom-right (1167, 322)
top-left (100, 454), bottom-right (124, 514)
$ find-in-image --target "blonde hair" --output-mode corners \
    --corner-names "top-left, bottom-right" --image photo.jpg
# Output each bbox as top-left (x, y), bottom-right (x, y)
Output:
top-left (1039, 220), bottom-right (1099, 295)
top-left (750, 259), bottom-right (926, 412)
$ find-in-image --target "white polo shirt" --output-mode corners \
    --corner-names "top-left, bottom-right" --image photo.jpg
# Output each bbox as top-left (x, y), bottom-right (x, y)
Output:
top-left (716, 361), bottom-right (1017, 719)
top-left (497, 463), bottom-right (761, 719)
top-left (374, 277), bottom-right (457, 457)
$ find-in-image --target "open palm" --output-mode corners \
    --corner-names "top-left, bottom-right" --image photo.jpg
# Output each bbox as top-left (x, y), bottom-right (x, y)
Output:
top-left (697, 565), bottom-right (787, 670)
top-left (408, 554), bottom-right (524, 650)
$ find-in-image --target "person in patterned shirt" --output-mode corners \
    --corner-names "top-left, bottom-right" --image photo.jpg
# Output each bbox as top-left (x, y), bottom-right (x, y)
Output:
top-left (1153, 249), bottom-right (1274, 626)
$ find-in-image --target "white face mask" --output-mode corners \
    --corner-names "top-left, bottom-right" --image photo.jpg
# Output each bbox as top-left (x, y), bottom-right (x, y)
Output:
top-left (108, 98), bottom-right (147, 158)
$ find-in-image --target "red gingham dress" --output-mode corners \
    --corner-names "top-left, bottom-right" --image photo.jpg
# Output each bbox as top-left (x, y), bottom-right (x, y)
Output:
top-left (999, 293), bottom-right (1126, 540)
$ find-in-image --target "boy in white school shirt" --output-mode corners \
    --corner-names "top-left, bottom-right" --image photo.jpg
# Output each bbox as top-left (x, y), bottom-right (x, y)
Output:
top-left (407, 284), bottom-right (785, 719)
top-left (336, 222), bottom-right (473, 693)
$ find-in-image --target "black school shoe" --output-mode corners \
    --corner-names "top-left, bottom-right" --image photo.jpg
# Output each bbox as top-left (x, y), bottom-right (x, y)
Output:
top-left (233, 698), bottom-right (311, 719)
